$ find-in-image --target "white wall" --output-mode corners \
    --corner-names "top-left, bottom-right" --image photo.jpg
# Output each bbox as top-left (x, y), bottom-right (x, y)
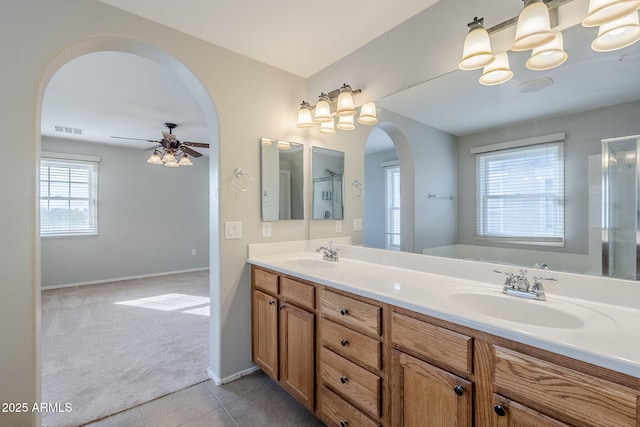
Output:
top-left (40, 137), bottom-right (209, 287)
top-left (457, 100), bottom-right (640, 256)
top-left (1, 1), bottom-right (307, 425)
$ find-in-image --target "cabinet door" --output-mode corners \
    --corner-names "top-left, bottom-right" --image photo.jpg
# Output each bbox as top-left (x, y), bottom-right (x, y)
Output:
top-left (392, 350), bottom-right (471, 427)
top-left (279, 302), bottom-right (315, 410)
top-left (252, 289), bottom-right (279, 379)
top-left (493, 395), bottom-right (569, 427)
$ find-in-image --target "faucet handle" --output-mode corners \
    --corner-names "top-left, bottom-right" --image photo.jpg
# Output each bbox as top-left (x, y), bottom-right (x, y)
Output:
top-left (493, 269), bottom-right (513, 277)
top-left (532, 276), bottom-right (557, 292)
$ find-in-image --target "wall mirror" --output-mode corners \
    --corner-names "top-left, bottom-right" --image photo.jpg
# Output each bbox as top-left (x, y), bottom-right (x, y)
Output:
top-left (260, 138), bottom-right (304, 221)
top-left (363, 20), bottom-right (640, 279)
top-left (312, 147), bottom-right (344, 220)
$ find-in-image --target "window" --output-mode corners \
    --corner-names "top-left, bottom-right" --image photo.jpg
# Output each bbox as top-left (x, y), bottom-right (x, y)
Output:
top-left (384, 163), bottom-right (401, 250)
top-left (476, 141), bottom-right (564, 245)
top-left (40, 154), bottom-right (99, 237)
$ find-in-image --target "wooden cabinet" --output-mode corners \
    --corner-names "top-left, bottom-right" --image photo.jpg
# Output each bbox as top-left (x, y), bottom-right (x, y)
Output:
top-left (251, 267), bottom-right (316, 410)
top-left (492, 395), bottom-right (569, 427)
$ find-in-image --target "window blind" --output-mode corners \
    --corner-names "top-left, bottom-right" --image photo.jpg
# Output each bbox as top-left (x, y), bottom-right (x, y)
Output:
top-left (40, 157), bottom-right (98, 237)
top-left (385, 164), bottom-right (401, 250)
top-left (476, 142), bottom-right (564, 245)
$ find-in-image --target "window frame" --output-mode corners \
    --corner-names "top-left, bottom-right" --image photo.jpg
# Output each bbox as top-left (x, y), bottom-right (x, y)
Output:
top-left (384, 161), bottom-right (401, 250)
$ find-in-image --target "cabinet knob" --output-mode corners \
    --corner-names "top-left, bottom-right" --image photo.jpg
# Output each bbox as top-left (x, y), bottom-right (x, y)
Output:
top-left (340, 420), bottom-right (349, 427)
top-left (340, 339), bottom-right (348, 347)
top-left (494, 405), bottom-right (506, 417)
top-left (268, 300), bottom-right (275, 305)
top-left (340, 376), bottom-right (348, 384)
top-left (453, 385), bottom-right (464, 396)
top-left (340, 308), bottom-right (349, 316)
top-left (279, 305), bottom-right (285, 310)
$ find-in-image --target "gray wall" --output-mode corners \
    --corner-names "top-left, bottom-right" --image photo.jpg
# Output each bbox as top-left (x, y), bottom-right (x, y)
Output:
top-left (41, 137), bottom-right (209, 287)
top-left (364, 149), bottom-right (398, 249)
top-left (457, 100), bottom-right (640, 255)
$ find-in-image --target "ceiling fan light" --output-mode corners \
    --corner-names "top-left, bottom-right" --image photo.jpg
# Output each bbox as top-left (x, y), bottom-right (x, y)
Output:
top-left (162, 152), bottom-right (177, 164)
top-left (276, 140), bottom-right (291, 150)
top-left (147, 150), bottom-right (163, 165)
top-left (511, 0), bottom-right (556, 51)
top-left (336, 84), bottom-right (356, 117)
top-left (591, 12), bottom-right (640, 51)
top-left (319, 118), bottom-right (336, 135)
top-left (526, 31), bottom-right (568, 70)
top-left (479, 52), bottom-right (514, 86)
top-left (164, 160), bottom-right (179, 168)
top-left (296, 101), bottom-right (313, 128)
top-left (358, 101), bottom-right (378, 125)
top-left (314, 94), bottom-right (332, 122)
top-left (459, 18), bottom-right (496, 70)
top-left (582, 0), bottom-right (640, 27)
top-left (336, 115), bottom-right (356, 130)
top-left (178, 154), bottom-right (193, 166)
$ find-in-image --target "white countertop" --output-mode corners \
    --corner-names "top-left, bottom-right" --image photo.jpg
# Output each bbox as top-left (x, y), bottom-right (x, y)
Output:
top-left (248, 242), bottom-right (640, 378)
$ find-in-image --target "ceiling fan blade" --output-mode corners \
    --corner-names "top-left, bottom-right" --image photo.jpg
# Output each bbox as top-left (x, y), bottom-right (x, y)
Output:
top-left (111, 136), bottom-right (160, 143)
top-left (180, 145), bottom-right (203, 158)
top-left (162, 131), bottom-right (177, 141)
top-left (182, 141), bottom-right (210, 148)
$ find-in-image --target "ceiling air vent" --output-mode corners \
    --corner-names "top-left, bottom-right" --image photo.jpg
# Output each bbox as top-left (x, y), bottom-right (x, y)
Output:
top-left (53, 125), bottom-right (83, 135)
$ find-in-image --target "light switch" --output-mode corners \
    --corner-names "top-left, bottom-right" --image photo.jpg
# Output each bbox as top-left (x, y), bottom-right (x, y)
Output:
top-left (262, 222), bottom-right (272, 238)
top-left (224, 221), bottom-right (242, 239)
top-left (335, 220), bottom-right (343, 233)
top-left (353, 218), bottom-right (363, 232)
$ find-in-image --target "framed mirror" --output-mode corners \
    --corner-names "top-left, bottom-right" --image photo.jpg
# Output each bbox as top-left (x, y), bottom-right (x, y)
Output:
top-left (260, 138), bottom-right (304, 221)
top-left (312, 147), bottom-right (344, 220)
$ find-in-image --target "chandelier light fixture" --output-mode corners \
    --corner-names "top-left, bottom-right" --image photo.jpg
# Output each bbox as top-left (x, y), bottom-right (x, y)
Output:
top-left (146, 149), bottom-right (193, 167)
top-left (458, 0), bottom-right (640, 86)
top-left (297, 84), bottom-right (378, 134)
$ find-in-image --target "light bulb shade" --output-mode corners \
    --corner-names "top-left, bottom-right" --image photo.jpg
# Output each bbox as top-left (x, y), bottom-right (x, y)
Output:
top-left (276, 140), bottom-right (291, 150)
top-left (592, 12), bottom-right (640, 51)
top-left (479, 52), bottom-right (514, 86)
top-left (147, 151), bottom-right (163, 165)
top-left (314, 96), bottom-right (332, 122)
top-left (512, 0), bottom-right (556, 51)
top-left (336, 115), bottom-right (355, 130)
top-left (164, 160), bottom-right (179, 168)
top-left (459, 20), bottom-right (495, 70)
top-left (296, 102), bottom-right (313, 128)
top-left (582, 0), bottom-right (640, 27)
top-left (261, 137), bottom-right (272, 146)
top-left (319, 118), bottom-right (336, 135)
top-left (336, 85), bottom-right (356, 117)
top-left (358, 101), bottom-right (378, 125)
top-left (162, 152), bottom-right (177, 164)
top-left (526, 31), bottom-right (568, 70)
top-left (178, 155), bottom-right (193, 166)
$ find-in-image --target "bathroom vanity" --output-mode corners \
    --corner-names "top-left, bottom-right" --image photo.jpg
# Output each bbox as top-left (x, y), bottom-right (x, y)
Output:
top-left (248, 242), bottom-right (640, 426)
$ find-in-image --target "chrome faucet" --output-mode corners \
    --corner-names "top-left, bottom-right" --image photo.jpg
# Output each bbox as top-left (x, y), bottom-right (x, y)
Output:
top-left (316, 241), bottom-right (339, 262)
top-left (494, 269), bottom-right (556, 300)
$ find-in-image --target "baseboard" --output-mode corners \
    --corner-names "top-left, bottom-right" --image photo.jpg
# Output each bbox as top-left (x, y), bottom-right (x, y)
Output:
top-left (208, 365), bottom-right (260, 386)
top-left (41, 267), bottom-right (210, 290)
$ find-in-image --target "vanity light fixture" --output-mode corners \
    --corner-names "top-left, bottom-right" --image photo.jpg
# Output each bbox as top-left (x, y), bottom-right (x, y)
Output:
top-left (296, 83), bottom-right (378, 134)
top-left (276, 140), bottom-right (292, 150)
top-left (591, 11), bottom-right (640, 51)
top-left (459, 17), bottom-right (496, 70)
top-left (512, 0), bottom-right (556, 51)
top-left (479, 52), bottom-right (514, 85)
top-left (582, 0), bottom-right (640, 27)
top-left (526, 31), bottom-right (568, 70)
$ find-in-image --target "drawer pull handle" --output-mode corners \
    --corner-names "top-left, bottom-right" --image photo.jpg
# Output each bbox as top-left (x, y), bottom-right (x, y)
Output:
top-left (453, 385), bottom-right (464, 396)
top-left (340, 420), bottom-right (349, 427)
top-left (494, 405), bottom-right (506, 417)
top-left (340, 339), bottom-right (348, 347)
top-left (340, 376), bottom-right (348, 384)
top-left (340, 308), bottom-right (349, 316)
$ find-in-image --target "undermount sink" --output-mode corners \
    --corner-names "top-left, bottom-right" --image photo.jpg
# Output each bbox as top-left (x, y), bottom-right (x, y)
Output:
top-left (283, 258), bottom-right (338, 270)
top-left (438, 287), bottom-right (616, 330)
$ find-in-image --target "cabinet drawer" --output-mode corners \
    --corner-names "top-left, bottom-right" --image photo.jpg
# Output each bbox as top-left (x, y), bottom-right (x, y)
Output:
top-left (321, 289), bottom-right (381, 336)
top-left (321, 319), bottom-right (381, 370)
top-left (320, 386), bottom-right (379, 427)
top-left (494, 346), bottom-right (639, 427)
top-left (392, 312), bottom-right (472, 375)
top-left (280, 276), bottom-right (315, 310)
top-left (320, 347), bottom-right (381, 418)
top-left (254, 268), bottom-right (278, 295)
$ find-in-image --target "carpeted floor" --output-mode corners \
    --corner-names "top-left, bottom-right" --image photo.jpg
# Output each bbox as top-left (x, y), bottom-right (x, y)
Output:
top-left (41, 270), bottom-right (210, 427)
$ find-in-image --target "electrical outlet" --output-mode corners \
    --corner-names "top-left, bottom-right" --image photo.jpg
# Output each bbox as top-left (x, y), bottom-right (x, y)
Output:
top-left (262, 222), bottom-right (272, 238)
top-left (224, 221), bottom-right (242, 239)
top-left (353, 218), bottom-right (363, 232)
top-left (335, 220), bottom-right (343, 233)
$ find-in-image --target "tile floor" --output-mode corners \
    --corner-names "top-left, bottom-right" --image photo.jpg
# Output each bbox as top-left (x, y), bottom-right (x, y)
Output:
top-left (83, 371), bottom-right (325, 427)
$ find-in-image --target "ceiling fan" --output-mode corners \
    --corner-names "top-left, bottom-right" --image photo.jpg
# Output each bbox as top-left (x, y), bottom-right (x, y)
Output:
top-left (111, 122), bottom-right (209, 167)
